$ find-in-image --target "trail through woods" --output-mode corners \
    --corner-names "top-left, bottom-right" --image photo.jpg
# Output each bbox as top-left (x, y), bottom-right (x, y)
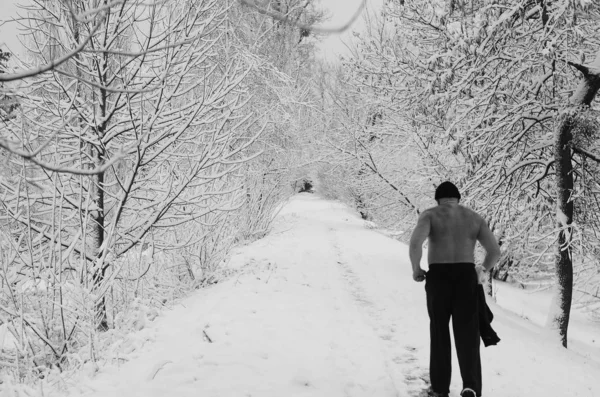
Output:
top-left (59, 195), bottom-right (600, 397)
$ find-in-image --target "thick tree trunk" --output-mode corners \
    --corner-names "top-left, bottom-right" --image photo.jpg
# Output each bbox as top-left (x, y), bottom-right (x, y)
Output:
top-left (549, 114), bottom-right (575, 347)
top-left (547, 50), bottom-right (600, 347)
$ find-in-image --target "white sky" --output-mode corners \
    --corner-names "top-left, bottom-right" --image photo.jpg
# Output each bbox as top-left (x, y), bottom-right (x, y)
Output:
top-left (316, 0), bottom-right (384, 60)
top-left (0, 0), bottom-right (382, 59)
top-left (0, 0), bottom-right (25, 55)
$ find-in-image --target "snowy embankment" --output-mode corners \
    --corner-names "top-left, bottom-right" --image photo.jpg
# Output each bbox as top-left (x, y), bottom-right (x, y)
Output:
top-left (44, 195), bottom-right (600, 397)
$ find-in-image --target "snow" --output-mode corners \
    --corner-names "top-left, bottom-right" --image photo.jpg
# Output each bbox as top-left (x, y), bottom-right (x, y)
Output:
top-left (38, 194), bottom-right (600, 397)
top-left (0, 323), bottom-right (19, 351)
top-left (494, 281), bottom-right (600, 363)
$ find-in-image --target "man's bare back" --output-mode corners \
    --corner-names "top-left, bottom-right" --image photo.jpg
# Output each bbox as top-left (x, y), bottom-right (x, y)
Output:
top-left (409, 197), bottom-right (500, 282)
top-left (425, 202), bottom-right (482, 264)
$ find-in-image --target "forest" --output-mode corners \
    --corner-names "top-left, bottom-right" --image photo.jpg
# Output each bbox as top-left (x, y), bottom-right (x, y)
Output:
top-left (0, 0), bottom-right (599, 387)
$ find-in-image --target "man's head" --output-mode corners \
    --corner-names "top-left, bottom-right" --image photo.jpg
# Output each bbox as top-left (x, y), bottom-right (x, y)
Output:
top-left (435, 181), bottom-right (461, 203)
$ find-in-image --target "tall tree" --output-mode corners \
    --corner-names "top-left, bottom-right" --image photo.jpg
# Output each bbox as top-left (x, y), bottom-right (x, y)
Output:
top-left (549, 50), bottom-right (600, 346)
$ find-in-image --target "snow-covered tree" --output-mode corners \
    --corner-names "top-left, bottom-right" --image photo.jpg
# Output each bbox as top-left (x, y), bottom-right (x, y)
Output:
top-left (0, 1), bottom-right (268, 377)
top-left (354, 0), bottom-right (600, 346)
top-left (0, 0), bottom-right (333, 381)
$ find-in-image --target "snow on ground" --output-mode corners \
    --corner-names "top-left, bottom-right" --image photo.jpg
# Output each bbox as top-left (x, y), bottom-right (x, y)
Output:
top-left (47, 194), bottom-right (600, 397)
top-left (494, 281), bottom-right (600, 365)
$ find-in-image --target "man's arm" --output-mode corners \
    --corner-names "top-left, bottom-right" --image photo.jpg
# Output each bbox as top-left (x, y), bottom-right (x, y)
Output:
top-left (409, 212), bottom-right (430, 278)
top-left (476, 217), bottom-right (501, 271)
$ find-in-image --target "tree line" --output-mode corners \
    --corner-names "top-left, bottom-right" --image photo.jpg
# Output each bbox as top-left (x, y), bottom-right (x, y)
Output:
top-left (0, 0), bottom-right (323, 384)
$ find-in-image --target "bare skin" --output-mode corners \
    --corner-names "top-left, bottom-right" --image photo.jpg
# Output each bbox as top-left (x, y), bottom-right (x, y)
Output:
top-left (409, 198), bottom-right (501, 282)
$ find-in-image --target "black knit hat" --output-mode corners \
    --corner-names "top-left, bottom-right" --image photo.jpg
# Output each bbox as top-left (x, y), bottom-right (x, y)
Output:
top-left (435, 181), bottom-right (461, 201)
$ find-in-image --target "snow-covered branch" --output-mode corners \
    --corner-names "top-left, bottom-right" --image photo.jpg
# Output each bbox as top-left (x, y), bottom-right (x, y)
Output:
top-left (238, 0), bottom-right (365, 33)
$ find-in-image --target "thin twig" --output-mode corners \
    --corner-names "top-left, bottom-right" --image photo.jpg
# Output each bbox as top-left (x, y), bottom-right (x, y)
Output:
top-left (203, 329), bottom-right (213, 343)
top-left (238, 0), bottom-right (366, 34)
top-left (0, 19), bottom-right (104, 82)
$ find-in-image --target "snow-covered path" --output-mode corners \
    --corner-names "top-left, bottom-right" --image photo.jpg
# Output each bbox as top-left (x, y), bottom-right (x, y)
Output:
top-left (65, 195), bottom-right (600, 397)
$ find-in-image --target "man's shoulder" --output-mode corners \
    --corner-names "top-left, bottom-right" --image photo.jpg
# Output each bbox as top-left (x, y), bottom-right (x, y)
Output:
top-left (426, 205), bottom-right (483, 220)
top-left (458, 205), bottom-right (486, 226)
top-left (420, 207), bottom-right (437, 218)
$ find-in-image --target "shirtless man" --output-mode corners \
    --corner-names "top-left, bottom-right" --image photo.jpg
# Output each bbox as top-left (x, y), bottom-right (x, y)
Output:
top-left (409, 181), bottom-right (500, 397)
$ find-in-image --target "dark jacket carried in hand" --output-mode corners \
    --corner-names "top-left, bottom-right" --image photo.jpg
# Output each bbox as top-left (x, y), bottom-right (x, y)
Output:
top-left (477, 284), bottom-right (500, 347)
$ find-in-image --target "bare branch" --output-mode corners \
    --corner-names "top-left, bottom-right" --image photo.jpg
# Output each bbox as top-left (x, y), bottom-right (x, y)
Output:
top-left (572, 145), bottom-right (600, 164)
top-left (567, 61), bottom-right (590, 77)
top-left (0, 305), bottom-right (61, 360)
top-left (238, 0), bottom-right (366, 34)
top-left (72, 0), bottom-right (126, 21)
top-left (0, 18), bottom-right (104, 82)
top-left (0, 138), bottom-right (128, 175)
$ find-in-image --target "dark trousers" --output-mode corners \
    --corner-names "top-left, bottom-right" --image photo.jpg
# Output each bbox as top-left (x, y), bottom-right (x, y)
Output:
top-left (426, 263), bottom-right (482, 396)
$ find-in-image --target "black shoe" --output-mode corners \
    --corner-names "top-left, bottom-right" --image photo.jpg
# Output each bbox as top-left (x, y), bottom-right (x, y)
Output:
top-left (460, 388), bottom-right (476, 397)
top-left (426, 388), bottom-right (449, 397)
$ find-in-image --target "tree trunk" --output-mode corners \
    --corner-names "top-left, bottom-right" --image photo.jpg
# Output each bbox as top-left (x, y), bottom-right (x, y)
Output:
top-left (91, 40), bottom-right (110, 331)
top-left (549, 113), bottom-right (574, 347)
top-left (547, 49), bottom-right (600, 347)
top-left (91, 154), bottom-right (108, 332)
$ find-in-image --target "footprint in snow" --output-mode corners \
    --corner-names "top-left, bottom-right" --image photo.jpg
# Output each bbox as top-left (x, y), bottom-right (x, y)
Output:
top-left (393, 353), bottom-right (417, 363)
top-left (404, 369), bottom-right (428, 383)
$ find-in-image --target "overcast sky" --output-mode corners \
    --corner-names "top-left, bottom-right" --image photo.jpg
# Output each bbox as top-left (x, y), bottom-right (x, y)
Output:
top-left (0, 0), bottom-right (24, 54)
top-left (0, 0), bottom-right (382, 59)
top-left (315, 0), bottom-right (383, 59)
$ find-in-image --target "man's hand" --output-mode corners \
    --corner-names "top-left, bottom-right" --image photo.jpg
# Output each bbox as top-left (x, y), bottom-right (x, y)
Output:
top-left (475, 265), bottom-right (486, 285)
top-left (413, 268), bottom-right (427, 282)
